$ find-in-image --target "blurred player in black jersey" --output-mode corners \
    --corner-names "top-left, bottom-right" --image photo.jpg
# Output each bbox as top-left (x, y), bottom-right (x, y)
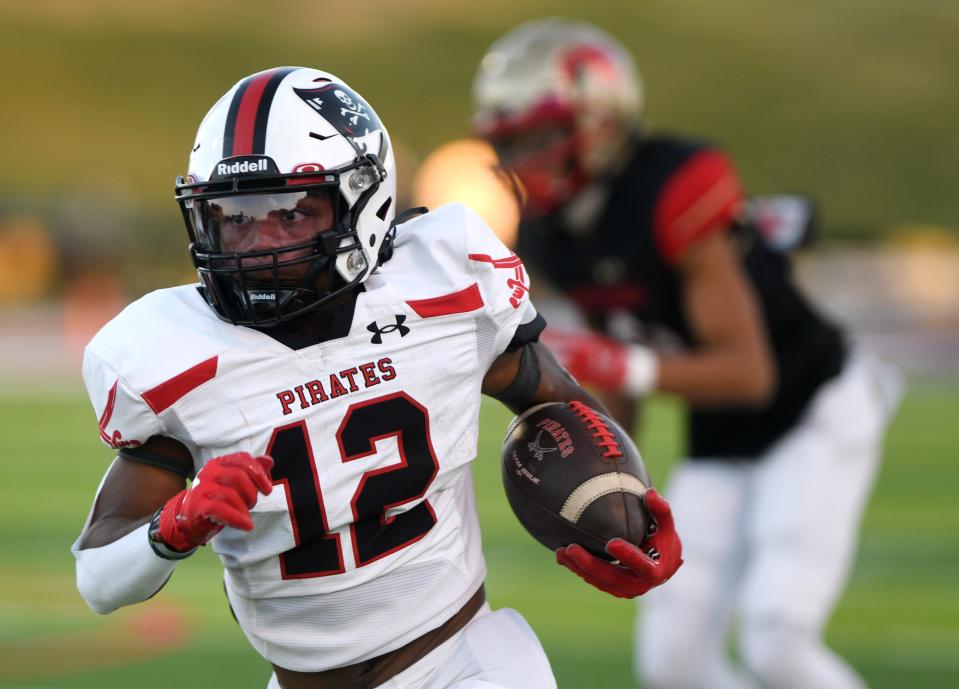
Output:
top-left (473, 18), bottom-right (903, 689)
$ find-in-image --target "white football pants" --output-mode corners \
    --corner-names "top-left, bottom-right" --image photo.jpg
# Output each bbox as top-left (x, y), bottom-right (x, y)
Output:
top-left (267, 604), bottom-right (557, 689)
top-left (636, 350), bottom-right (902, 689)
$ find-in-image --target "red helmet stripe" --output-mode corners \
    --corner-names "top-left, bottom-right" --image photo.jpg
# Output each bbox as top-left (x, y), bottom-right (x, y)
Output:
top-left (252, 68), bottom-right (297, 153)
top-left (223, 67), bottom-right (295, 157)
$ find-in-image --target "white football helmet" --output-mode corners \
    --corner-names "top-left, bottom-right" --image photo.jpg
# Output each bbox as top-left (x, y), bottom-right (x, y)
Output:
top-left (175, 67), bottom-right (397, 327)
top-left (473, 18), bottom-right (643, 214)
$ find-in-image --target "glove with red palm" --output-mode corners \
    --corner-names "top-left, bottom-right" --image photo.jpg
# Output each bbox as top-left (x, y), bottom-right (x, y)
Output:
top-left (555, 489), bottom-right (682, 598)
top-left (150, 452), bottom-right (274, 557)
top-left (540, 328), bottom-right (658, 396)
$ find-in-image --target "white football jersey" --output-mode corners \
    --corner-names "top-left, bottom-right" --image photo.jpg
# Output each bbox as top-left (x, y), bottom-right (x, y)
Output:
top-left (81, 203), bottom-right (539, 671)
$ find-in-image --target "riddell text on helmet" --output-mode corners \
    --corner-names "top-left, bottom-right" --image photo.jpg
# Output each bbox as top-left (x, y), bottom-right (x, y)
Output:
top-left (275, 357), bottom-right (397, 415)
top-left (216, 158), bottom-right (270, 176)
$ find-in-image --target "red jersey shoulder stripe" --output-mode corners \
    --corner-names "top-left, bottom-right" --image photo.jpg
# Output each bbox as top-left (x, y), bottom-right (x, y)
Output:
top-left (141, 356), bottom-right (219, 414)
top-left (406, 284), bottom-right (484, 318)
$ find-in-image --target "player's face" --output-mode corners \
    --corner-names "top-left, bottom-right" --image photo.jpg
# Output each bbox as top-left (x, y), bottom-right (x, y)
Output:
top-left (214, 190), bottom-right (335, 254)
top-left (491, 123), bottom-right (579, 215)
top-left (208, 189), bottom-right (336, 282)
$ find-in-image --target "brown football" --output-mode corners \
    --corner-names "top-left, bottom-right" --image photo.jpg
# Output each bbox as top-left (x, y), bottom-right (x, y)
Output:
top-left (502, 401), bottom-right (652, 560)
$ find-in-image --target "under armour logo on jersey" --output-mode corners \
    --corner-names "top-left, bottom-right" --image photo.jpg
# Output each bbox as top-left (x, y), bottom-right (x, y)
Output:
top-left (367, 315), bottom-right (410, 344)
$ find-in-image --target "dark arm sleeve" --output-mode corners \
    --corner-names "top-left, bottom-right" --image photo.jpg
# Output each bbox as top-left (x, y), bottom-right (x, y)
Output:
top-left (119, 445), bottom-right (195, 480)
top-left (505, 311), bottom-right (547, 352)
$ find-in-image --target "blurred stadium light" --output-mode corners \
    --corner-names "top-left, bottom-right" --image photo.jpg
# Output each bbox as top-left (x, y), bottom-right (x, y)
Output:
top-left (411, 138), bottom-right (522, 247)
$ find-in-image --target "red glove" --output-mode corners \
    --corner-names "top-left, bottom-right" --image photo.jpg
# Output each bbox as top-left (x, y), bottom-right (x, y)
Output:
top-left (155, 452), bottom-right (274, 552)
top-left (555, 489), bottom-right (683, 599)
top-left (540, 329), bottom-right (629, 392)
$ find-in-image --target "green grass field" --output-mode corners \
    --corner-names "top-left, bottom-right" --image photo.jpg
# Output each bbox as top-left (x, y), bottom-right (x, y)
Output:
top-left (1, 384), bottom-right (956, 688)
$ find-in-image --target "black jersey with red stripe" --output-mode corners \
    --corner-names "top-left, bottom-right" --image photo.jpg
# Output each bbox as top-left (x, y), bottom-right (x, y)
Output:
top-left (517, 134), bottom-right (846, 458)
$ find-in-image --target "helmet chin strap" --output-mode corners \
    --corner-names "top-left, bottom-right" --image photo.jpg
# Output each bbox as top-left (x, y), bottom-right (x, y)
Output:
top-left (300, 252), bottom-right (332, 293)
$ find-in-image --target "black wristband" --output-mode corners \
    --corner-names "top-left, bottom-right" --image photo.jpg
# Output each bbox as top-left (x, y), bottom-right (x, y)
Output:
top-left (147, 508), bottom-right (197, 561)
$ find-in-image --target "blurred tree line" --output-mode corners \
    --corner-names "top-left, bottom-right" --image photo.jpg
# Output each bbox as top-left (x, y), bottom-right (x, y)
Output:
top-left (1, 0), bottom-right (956, 302)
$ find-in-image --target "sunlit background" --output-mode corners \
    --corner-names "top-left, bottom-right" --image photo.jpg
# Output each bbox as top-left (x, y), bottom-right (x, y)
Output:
top-left (1, 1), bottom-right (956, 687)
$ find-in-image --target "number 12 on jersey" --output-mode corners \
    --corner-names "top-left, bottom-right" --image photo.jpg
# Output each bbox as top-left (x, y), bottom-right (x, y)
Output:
top-left (267, 391), bottom-right (440, 579)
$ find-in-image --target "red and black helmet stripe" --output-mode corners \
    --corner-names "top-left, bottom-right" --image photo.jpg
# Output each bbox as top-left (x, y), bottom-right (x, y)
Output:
top-left (222, 67), bottom-right (298, 158)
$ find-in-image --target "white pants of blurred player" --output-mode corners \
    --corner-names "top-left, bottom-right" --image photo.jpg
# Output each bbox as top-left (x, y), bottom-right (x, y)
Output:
top-left (267, 605), bottom-right (557, 689)
top-left (636, 350), bottom-right (903, 689)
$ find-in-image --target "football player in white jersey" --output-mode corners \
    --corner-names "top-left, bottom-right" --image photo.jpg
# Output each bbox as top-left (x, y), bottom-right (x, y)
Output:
top-left (71, 67), bottom-right (683, 689)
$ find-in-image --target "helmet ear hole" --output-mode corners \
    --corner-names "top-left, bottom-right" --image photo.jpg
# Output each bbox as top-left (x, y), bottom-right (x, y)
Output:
top-left (376, 198), bottom-right (392, 221)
